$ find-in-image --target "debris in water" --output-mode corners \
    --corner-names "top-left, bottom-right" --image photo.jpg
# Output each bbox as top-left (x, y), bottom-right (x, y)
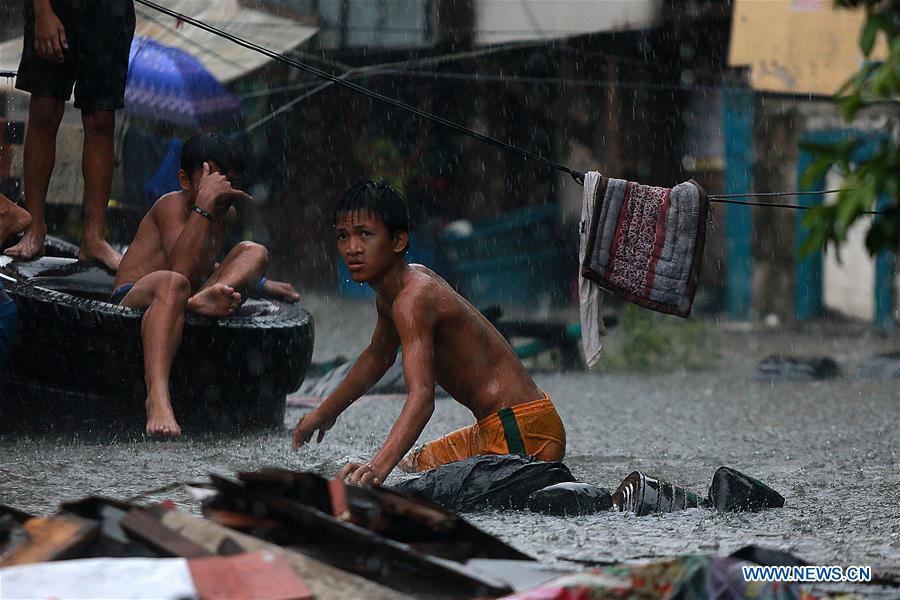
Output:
top-left (757, 355), bottom-right (839, 380)
top-left (707, 467), bottom-right (785, 512)
top-left (612, 471), bottom-right (708, 516)
top-left (392, 454), bottom-right (575, 512)
top-left (527, 482), bottom-right (613, 516)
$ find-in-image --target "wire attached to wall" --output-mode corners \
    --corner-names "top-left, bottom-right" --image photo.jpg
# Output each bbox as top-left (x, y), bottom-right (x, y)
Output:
top-left (133, 0), bottom-right (586, 182)
top-left (9, 1), bottom-right (891, 216)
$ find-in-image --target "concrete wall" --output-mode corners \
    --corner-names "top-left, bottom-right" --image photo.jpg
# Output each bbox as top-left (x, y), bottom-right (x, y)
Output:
top-left (316, 0), bottom-right (437, 49)
top-left (752, 96), bottom-right (897, 323)
top-left (474, 0), bottom-right (660, 45)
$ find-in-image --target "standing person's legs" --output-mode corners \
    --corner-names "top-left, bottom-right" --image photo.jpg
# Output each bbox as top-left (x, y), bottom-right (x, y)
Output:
top-left (119, 271), bottom-right (192, 438)
top-left (3, 97), bottom-right (65, 259)
top-left (79, 110), bottom-right (121, 271)
top-left (7, 0), bottom-right (75, 260)
top-left (70, 0), bottom-right (135, 271)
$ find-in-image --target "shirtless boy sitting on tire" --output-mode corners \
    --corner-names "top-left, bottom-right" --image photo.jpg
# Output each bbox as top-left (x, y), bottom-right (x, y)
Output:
top-left (114, 133), bottom-right (299, 438)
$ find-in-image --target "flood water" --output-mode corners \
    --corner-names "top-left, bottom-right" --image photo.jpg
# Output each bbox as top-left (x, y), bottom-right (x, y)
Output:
top-left (1, 294), bottom-right (898, 595)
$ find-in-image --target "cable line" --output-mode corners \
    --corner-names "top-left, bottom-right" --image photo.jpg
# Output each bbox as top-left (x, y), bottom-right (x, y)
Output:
top-left (133, 0), bottom-right (586, 181)
top-left (110, 1), bottom-right (896, 214)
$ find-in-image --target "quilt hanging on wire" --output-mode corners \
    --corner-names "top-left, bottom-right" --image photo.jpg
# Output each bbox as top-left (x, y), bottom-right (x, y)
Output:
top-left (581, 175), bottom-right (709, 318)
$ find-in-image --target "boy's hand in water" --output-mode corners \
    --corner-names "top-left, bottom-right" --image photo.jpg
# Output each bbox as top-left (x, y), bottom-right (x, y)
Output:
top-left (291, 409), bottom-right (335, 450)
top-left (340, 462), bottom-right (384, 487)
top-left (34, 3), bottom-right (68, 63)
top-left (263, 279), bottom-right (300, 303)
top-left (195, 162), bottom-right (251, 219)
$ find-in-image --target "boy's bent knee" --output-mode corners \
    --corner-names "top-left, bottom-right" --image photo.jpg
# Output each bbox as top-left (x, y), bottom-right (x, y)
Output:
top-left (157, 271), bottom-right (191, 298)
top-left (237, 241), bottom-right (268, 265)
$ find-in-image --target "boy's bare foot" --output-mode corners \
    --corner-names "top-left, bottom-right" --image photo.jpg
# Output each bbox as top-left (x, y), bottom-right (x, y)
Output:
top-left (0, 195), bottom-right (32, 247)
top-left (3, 224), bottom-right (45, 260)
top-left (78, 237), bottom-right (122, 272)
top-left (145, 392), bottom-right (182, 439)
top-left (187, 283), bottom-right (241, 318)
top-left (263, 279), bottom-right (300, 303)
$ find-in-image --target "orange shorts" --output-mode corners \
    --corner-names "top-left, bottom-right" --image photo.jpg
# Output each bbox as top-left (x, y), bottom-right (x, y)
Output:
top-left (404, 393), bottom-right (566, 472)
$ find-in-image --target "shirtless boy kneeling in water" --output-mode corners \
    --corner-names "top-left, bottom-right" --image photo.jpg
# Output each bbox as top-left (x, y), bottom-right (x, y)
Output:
top-left (115, 133), bottom-right (299, 438)
top-left (291, 180), bottom-right (565, 485)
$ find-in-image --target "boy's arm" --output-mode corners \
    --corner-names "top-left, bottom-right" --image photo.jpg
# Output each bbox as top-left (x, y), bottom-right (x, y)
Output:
top-left (164, 163), bottom-right (249, 288)
top-left (291, 297), bottom-right (400, 450)
top-left (342, 292), bottom-right (436, 486)
top-left (33, 0), bottom-right (67, 64)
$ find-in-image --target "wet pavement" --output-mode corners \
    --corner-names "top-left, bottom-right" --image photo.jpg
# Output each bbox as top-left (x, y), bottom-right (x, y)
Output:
top-left (1, 293), bottom-right (898, 590)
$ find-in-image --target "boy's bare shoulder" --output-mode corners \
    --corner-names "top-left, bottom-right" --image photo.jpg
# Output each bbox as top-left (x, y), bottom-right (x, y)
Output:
top-left (148, 191), bottom-right (187, 217)
top-left (390, 277), bottom-right (438, 326)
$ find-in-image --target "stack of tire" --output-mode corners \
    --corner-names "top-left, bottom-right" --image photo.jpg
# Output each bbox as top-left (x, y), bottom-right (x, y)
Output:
top-left (0, 239), bottom-right (314, 435)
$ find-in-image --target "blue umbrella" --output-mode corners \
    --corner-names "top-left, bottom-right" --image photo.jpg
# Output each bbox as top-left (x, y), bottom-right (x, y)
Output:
top-left (125, 36), bottom-right (242, 128)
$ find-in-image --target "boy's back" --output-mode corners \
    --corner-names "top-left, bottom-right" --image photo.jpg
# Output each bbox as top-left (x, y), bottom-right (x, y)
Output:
top-left (391, 264), bottom-right (541, 420)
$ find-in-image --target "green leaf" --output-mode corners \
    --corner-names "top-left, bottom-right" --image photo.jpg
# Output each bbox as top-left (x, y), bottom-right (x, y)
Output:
top-left (860, 14), bottom-right (880, 56)
top-left (801, 157), bottom-right (836, 188)
top-left (834, 192), bottom-right (859, 233)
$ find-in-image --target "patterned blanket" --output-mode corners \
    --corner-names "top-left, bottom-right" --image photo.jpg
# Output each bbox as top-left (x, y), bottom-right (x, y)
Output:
top-left (502, 555), bottom-right (828, 600)
top-left (581, 177), bottom-right (708, 317)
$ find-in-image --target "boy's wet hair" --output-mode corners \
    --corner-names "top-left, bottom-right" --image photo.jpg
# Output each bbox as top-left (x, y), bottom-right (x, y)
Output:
top-left (180, 133), bottom-right (245, 180)
top-left (335, 180), bottom-right (410, 238)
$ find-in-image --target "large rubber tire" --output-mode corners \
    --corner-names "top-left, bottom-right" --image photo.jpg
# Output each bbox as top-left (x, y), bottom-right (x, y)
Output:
top-left (1, 277), bottom-right (313, 429)
top-left (0, 370), bottom-right (287, 434)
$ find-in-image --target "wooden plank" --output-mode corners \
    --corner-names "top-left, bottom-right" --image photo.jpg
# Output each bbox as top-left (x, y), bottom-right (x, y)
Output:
top-left (204, 508), bottom-right (282, 532)
top-left (723, 87), bottom-right (755, 320)
top-left (158, 509), bottom-right (409, 600)
top-left (120, 509), bottom-right (213, 558)
top-left (1, 514), bottom-right (99, 567)
top-left (188, 550), bottom-right (313, 600)
top-left (225, 488), bottom-right (513, 597)
top-left (365, 487), bottom-right (455, 532)
top-left (327, 478), bottom-right (351, 522)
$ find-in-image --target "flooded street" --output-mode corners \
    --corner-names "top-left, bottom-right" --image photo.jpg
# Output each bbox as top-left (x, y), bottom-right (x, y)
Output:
top-left (2, 294), bottom-right (898, 583)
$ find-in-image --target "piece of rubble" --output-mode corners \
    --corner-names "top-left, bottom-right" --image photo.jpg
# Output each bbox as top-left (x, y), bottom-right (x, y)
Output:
top-left (0, 513), bottom-right (99, 567)
top-left (757, 355), bottom-right (839, 380)
top-left (707, 467), bottom-right (784, 512)
top-left (201, 468), bottom-right (528, 596)
top-left (612, 471), bottom-right (707, 516)
top-left (527, 483), bottom-right (613, 516)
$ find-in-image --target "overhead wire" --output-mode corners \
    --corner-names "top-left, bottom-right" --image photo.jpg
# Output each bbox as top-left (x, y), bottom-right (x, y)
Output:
top-left (242, 42), bottom-right (551, 130)
top-left (16, 0), bottom-right (882, 214)
top-left (239, 37), bottom-right (567, 99)
top-left (133, 0), bottom-right (586, 181)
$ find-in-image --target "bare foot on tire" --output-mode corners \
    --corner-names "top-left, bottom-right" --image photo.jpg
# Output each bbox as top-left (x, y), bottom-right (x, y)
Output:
top-left (78, 237), bottom-right (122, 272)
top-left (263, 279), bottom-right (300, 303)
top-left (3, 224), bottom-right (45, 260)
top-left (145, 393), bottom-right (182, 439)
top-left (0, 194), bottom-right (32, 248)
top-left (187, 283), bottom-right (241, 317)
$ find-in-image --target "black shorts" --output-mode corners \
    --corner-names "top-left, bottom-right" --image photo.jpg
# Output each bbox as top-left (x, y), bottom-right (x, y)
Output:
top-left (15, 0), bottom-right (136, 111)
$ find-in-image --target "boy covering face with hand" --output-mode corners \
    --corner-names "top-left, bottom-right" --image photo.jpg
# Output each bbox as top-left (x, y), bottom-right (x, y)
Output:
top-left (114, 133), bottom-right (299, 438)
